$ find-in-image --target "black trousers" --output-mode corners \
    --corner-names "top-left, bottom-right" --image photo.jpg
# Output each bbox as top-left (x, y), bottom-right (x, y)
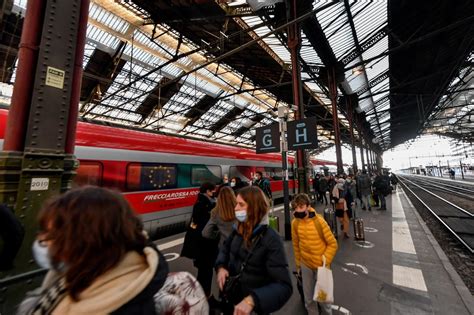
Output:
top-left (196, 263), bottom-right (214, 296)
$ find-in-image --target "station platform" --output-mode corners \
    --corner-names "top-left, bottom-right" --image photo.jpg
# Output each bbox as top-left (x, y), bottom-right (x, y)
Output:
top-left (154, 188), bottom-right (474, 315)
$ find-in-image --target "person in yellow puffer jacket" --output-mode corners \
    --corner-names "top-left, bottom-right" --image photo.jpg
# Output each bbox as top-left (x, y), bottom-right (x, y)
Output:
top-left (291, 193), bottom-right (338, 315)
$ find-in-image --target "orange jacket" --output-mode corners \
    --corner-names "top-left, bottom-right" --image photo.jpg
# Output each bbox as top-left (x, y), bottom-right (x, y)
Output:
top-left (291, 208), bottom-right (338, 270)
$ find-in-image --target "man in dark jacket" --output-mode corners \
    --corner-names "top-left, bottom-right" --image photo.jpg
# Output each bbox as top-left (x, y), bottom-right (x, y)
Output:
top-left (318, 176), bottom-right (329, 205)
top-left (373, 173), bottom-right (389, 210)
top-left (253, 171), bottom-right (272, 200)
top-left (357, 170), bottom-right (372, 211)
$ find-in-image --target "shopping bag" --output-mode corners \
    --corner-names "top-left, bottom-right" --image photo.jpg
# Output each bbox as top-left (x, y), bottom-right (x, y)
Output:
top-left (313, 256), bottom-right (334, 304)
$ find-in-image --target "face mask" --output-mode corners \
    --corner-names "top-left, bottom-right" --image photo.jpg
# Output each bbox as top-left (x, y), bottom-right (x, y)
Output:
top-left (235, 210), bottom-right (247, 222)
top-left (223, 179), bottom-right (229, 184)
top-left (254, 176), bottom-right (259, 180)
top-left (230, 182), bottom-right (236, 187)
top-left (32, 239), bottom-right (52, 269)
top-left (293, 211), bottom-right (307, 219)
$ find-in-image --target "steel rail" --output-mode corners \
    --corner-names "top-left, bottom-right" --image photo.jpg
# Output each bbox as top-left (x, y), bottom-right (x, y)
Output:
top-left (410, 179), bottom-right (474, 201)
top-left (399, 177), bottom-right (473, 254)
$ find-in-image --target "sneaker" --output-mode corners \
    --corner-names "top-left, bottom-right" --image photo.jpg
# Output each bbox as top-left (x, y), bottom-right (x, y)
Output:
top-left (362, 207), bottom-right (366, 210)
top-left (368, 207), bottom-right (372, 211)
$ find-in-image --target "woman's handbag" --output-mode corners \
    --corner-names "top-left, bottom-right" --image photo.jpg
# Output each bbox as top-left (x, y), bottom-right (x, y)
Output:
top-left (221, 232), bottom-right (265, 305)
top-left (180, 220), bottom-right (200, 259)
top-left (313, 255), bottom-right (334, 304)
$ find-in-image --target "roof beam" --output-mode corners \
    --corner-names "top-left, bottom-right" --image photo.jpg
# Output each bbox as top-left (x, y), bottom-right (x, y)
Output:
top-left (183, 94), bottom-right (220, 128)
top-left (210, 106), bottom-right (245, 133)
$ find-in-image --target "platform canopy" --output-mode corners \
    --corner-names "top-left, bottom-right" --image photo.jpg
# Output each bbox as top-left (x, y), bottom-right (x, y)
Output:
top-left (0, 0), bottom-right (472, 153)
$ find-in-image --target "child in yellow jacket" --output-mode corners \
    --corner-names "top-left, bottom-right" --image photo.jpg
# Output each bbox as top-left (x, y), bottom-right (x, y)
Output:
top-left (291, 194), bottom-right (338, 315)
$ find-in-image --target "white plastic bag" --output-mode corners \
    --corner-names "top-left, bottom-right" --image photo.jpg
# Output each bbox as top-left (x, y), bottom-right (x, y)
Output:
top-left (313, 255), bottom-right (334, 304)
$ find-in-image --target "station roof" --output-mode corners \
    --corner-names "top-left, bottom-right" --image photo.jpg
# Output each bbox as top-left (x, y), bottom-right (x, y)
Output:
top-left (0, 0), bottom-right (472, 154)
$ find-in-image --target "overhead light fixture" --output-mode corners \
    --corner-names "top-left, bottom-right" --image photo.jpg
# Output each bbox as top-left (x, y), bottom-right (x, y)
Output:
top-left (352, 66), bottom-right (364, 76)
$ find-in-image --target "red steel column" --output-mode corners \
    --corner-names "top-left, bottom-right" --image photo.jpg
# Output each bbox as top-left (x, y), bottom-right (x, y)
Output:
top-left (3, 0), bottom-right (47, 151)
top-left (347, 97), bottom-right (358, 173)
top-left (329, 68), bottom-right (343, 175)
top-left (288, 0), bottom-right (308, 192)
top-left (66, 0), bottom-right (90, 154)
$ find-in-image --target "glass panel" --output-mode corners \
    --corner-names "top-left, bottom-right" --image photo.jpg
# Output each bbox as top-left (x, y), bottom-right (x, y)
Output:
top-left (191, 165), bottom-right (222, 186)
top-left (73, 161), bottom-right (103, 187)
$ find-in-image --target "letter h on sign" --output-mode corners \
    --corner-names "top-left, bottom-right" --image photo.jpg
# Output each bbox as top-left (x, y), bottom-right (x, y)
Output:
top-left (287, 117), bottom-right (318, 151)
top-left (255, 123), bottom-right (280, 154)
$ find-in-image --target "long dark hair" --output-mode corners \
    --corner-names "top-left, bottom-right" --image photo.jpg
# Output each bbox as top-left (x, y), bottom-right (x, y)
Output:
top-left (236, 186), bottom-right (269, 246)
top-left (38, 186), bottom-right (147, 300)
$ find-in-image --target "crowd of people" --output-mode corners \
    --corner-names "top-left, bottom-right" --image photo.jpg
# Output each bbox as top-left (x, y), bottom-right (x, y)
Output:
top-left (14, 169), bottom-right (396, 314)
top-left (312, 170), bottom-right (397, 238)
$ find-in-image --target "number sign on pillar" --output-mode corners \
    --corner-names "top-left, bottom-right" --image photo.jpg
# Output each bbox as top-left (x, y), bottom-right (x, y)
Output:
top-left (287, 117), bottom-right (318, 151)
top-left (255, 123), bottom-right (280, 154)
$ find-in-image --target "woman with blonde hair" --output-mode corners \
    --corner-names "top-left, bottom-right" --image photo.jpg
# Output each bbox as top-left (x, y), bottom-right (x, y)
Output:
top-left (215, 186), bottom-right (292, 315)
top-left (202, 186), bottom-right (237, 249)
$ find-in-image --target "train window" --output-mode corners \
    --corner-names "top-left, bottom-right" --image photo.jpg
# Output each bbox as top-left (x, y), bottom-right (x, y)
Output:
top-left (272, 167), bottom-right (283, 180)
top-left (73, 161), bottom-right (103, 187)
top-left (191, 165), bottom-right (222, 186)
top-left (127, 163), bottom-right (177, 191)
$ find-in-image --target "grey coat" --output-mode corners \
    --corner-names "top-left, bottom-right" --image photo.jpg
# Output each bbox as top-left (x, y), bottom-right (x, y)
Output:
top-left (202, 209), bottom-right (236, 249)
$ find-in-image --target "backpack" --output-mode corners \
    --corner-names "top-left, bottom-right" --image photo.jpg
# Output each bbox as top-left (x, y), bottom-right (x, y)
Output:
top-left (294, 214), bottom-right (326, 245)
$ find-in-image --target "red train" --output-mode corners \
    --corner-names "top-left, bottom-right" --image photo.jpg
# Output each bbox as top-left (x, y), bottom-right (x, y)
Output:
top-left (0, 109), bottom-right (337, 236)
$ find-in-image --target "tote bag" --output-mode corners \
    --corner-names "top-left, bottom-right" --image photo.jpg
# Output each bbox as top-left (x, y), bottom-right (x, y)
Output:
top-left (313, 255), bottom-right (334, 304)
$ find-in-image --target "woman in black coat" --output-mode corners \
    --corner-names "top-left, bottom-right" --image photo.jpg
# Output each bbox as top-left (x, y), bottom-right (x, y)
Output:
top-left (216, 186), bottom-right (292, 315)
top-left (182, 182), bottom-right (218, 298)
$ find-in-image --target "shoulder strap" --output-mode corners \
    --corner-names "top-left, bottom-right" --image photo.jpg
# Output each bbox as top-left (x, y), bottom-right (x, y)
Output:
top-left (239, 227), bottom-right (266, 273)
top-left (312, 216), bottom-right (326, 245)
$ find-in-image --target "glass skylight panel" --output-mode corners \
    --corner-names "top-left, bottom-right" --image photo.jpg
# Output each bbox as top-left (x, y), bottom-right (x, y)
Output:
top-left (86, 24), bottom-right (120, 49)
top-left (353, 2), bottom-right (387, 43)
top-left (89, 3), bottom-right (129, 34)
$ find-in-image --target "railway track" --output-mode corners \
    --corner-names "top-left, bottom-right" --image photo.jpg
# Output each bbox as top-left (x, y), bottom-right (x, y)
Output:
top-left (399, 176), bottom-right (474, 254)
top-left (404, 176), bottom-right (474, 201)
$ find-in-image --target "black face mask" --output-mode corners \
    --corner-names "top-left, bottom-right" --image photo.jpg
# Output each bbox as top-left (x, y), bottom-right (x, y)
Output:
top-left (293, 211), bottom-right (307, 219)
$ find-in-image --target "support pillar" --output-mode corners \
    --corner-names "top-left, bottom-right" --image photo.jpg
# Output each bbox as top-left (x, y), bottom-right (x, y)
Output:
top-left (365, 146), bottom-right (371, 173)
top-left (347, 96), bottom-right (358, 173)
top-left (329, 68), bottom-right (343, 175)
top-left (0, 0), bottom-right (88, 312)
top-left (359, 141), bottom-right (365, 171)
top-left (288, 0), bottom-right (308, 193)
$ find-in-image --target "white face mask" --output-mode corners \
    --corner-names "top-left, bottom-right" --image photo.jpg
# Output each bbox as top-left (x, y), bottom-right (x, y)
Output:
top-left (235, 210), bottom-right (247, 222)
top-left (230, 182), bottom-right (236, 187)
top-left (32, 239), bottom-right (52, 269)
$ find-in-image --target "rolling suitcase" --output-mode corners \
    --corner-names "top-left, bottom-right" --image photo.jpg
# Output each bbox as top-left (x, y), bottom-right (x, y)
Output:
top-left (268, 199), bottom-right (279, 232)
top-left (353, 218), bottom-right (365, 241)
top-left (324, 206), bottom-right (337, 238)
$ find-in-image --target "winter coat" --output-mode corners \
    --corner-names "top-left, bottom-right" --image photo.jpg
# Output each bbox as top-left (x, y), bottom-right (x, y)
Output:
top-left (373, 175), bottom-right (390, 196)
top-left (202, 208), bottom-right (236, 249)
top-left (357, 174), bottom-right (372, 195)
top-left (189, 193), bottom-right (218, 267)
top-left (215, 225), bottom-right (293, 314)
top-left (19, 245), bottom-right (168, 315)
top-left (318, 177), bottom-right (329, 192)
top-left (291, 209), bottom-right (338, 270)
top-left (253, 178), bottom-right (272, 199)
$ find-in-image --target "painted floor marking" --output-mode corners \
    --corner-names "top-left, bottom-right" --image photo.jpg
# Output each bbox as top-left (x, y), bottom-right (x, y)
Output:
top-left (393, 264), bottom-right (428, 292)
top-left (392, 191), bottom-right (428, 293)
top-left (157, 237), bottom-right (184, 251)
top-left (163, 252), bottom-right (180, 262)
top-left (364, 227), bottom-right (378, 233)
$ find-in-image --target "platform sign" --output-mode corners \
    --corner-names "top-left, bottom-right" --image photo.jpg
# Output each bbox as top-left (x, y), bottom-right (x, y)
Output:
top-left (255, 123), bottom-right (280, 154)
top-left (287, 117), bottom-right (318, 151)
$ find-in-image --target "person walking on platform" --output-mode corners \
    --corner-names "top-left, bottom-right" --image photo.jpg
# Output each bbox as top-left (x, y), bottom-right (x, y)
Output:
top-left (253, 171), bottom-right (272, 201)
top-left (332, 179), bottom-right (350, 238)
top-left (313, 173), bottom-right (321, 203)
top-left (230, 176), bottom-right (248, 194)
top-left (390, 173), bottom-right (398, 191)
top-left (216, 174), bottom-right (230, 197)
top-left (182, 182), bottom-right (219, 301)
top-left (373, 173), bottom-right (389, 210)
top-left (202, 186), bottom-right (237, 251)
top-left (18, 186), bottom-right (169, 315)
top-left (357, 170), bottom-right (372, 211)
top-left (291, 193), bottom-right (338, 315)
top-left (318, 175), bottom-right (329, 206)
top-left (216, 186), bottom-right (292, 315)
top-left (345, 175), bottom-right (357, 217)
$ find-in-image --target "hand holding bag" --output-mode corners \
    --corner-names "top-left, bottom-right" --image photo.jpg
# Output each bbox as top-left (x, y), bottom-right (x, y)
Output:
top-left (313, 255), bottom-right (334, 304)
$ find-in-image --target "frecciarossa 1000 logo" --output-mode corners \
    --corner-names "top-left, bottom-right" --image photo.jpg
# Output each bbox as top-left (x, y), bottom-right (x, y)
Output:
top-left (143, 189), bottom-right (199, 203)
